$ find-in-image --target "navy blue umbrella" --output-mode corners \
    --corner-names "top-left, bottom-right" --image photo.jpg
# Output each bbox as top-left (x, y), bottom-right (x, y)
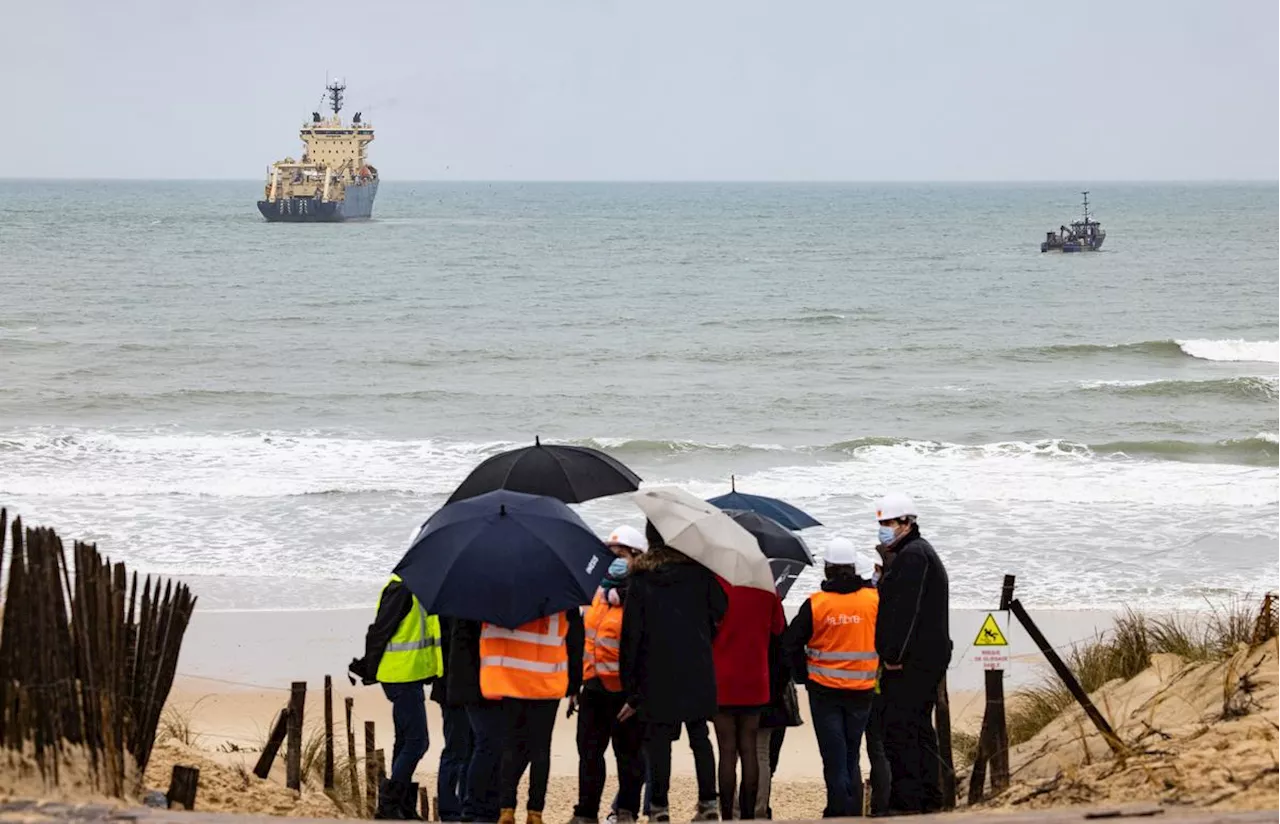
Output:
top-left (394, 489), bottom-right (612, 629)
top-left (707, 477), bottom-right (822, 531)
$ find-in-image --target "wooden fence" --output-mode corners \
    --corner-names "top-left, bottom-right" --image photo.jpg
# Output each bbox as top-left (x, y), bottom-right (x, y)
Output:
top-left (0, 508), bottom-right (197, 797)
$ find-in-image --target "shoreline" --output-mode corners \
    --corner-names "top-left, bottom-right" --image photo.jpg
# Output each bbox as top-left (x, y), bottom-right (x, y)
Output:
top-left (176, 604), bottom-right (1119, 694)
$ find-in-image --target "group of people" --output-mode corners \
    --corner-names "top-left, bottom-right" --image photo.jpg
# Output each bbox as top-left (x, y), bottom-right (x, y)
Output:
top-left (350, 491), bottom-right (951, 821)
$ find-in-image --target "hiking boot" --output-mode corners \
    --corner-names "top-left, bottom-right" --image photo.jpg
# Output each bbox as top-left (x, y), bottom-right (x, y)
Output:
top-left (527, 812), bottom-right (545, 824)
top-left (400, 781), bottom-right (424, 821)
top-left (498, 810), bottom-right (517, 824)
top-left (692, 801), bottom-right (720, 821)
top-left (648, 807), bottom-right (669, 823)
top-left (375, 779), bottom-right (405, 820)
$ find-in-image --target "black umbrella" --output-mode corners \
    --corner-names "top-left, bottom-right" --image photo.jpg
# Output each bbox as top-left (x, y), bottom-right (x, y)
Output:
top-left (395, 489), bottom-right (612, 628)
top-left (723, 509), bottom-right (815, 565)
top-left (770, 558), bottom-right (808, 599)
top-left (447, 437), bottom-right (642, 504)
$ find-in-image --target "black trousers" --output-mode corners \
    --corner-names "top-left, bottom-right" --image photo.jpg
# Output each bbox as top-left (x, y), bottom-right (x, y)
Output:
top-left (498, 698), bottom-right (558, 812)
top-left (574, 689), bottom-right (646, 818)
top-left (879, 669), bottom-right (944, 815)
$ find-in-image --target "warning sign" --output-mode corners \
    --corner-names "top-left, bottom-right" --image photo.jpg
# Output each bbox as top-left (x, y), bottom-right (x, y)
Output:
top-left (974, 613), bottom-right (1008, 646)
top-left (972, 612), bottom-right (1010, 671)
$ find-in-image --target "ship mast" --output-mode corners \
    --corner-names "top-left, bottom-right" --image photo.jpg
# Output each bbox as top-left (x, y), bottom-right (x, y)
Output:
top-left (1082, 190), bottom-right (1091, 225)
top-left (326, 80), bottom-right (346, 116)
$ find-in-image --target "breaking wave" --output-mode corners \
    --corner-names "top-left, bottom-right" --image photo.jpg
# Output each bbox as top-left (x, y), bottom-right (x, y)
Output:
top-left (1028, 339), bottom-right (1279, 363)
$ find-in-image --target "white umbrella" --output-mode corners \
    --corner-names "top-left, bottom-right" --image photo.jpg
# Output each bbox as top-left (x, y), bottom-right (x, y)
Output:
top-left (632, 486), bottom-right (776, 592)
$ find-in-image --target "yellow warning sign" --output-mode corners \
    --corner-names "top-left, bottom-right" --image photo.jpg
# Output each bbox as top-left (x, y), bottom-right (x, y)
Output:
top-left (973, 613), bottom-right (1008, 646)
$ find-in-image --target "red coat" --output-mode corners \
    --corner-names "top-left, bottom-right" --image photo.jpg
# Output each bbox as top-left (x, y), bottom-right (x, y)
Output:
top-left (712, 578), bottom-right (786, 707)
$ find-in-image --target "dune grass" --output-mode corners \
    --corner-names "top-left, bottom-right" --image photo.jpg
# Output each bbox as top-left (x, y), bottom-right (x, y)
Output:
top-left (1004, 596), bottom-right (1272, 748)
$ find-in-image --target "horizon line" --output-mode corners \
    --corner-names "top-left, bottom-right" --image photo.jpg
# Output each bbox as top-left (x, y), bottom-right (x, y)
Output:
top-left (1, 176), bottom-right (1277, 185)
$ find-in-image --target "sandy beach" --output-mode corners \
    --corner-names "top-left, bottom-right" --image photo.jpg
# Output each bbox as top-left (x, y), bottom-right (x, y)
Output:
top-left (136, 604), bottom-right (1120, 819)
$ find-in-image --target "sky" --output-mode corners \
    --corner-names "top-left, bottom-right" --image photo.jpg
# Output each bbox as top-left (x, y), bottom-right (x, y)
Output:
top-left (5, 0), bottom-right (1277, 181)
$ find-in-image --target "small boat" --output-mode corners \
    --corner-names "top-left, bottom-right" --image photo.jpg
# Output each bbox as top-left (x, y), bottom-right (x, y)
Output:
top-left (1041, 192), bottom-right (1105, 252)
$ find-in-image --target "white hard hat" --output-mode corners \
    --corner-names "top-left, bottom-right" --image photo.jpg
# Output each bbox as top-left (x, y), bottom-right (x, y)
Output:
top-left (875, 492), bottom-right (917, 521)
top-left (858, 553), bottom-right (881, 578)
top-left (606, 524), bottom-right (647, 553)
top-left (825, 537), bottom-right (858, 566)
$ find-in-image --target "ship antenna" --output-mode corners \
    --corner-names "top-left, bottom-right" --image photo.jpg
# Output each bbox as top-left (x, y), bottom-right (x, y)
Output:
top-left (326, 80), bottom-right (346, 115)
top-left (1082, 190), bottom-right (1090, 224)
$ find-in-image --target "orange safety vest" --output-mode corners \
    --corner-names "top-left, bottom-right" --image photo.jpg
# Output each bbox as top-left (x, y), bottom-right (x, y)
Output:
top-left (479, 612), bottom-right (569, 700)
top-left (582, 590), bottom-right (623, 692)
top-left (805, 588), bottom-right (880, 690)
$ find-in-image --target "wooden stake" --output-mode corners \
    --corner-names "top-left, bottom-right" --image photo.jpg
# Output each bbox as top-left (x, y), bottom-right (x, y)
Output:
top-left (345, 696), bottom-right (360, 815)
top-left (324, 675), bottom-right (335, 790)
top-left (365, 720), bottom-right (378, 816)
top-left (419, 787), bottom-right (431, 821)
top-left (934, 676), bottom-right (956, 810)
top-left (1009, 598), bottom-right (1126, 756)
top-left (286, 681), bottom-right (307, 791)
top-left (376, 748), bottom-right (387, 785)
top-left (167, 765), bottom-right (200, 811)
top-left (254, 706), bottom-right (291, 779)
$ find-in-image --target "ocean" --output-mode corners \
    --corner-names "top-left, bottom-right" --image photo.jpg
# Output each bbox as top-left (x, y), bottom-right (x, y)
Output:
top-left (1, 181), bottom-right (1276, 614)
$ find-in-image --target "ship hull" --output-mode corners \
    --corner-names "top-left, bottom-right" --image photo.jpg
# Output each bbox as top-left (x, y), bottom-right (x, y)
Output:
top-left (257, 179), bottom-right (378, 222)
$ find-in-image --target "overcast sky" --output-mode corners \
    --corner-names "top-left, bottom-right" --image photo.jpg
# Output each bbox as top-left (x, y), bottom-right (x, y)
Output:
top-left (6, 0), bottom-right (1277, 181)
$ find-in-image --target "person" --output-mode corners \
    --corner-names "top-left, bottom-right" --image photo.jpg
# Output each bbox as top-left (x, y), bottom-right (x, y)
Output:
top-left (873, 492), bottom-right (951, 816)
top-left (782, 537), bottom-right (879, 818)
top-left (350, 572), bottom-right (444, 820)
top-left (568, 525), bottom-right (649, 824)
top-left (858, 553), bottom-right (890, 817)
top-left (619, 521), bottom-right (728, 823)
top-left (449, 618), bottom-right (506, 824)
top-left (711, 578), bottom-right (785, 820)
top-left (482, 608), bottom-right (584, 824)
top-left (611, 722), bottom-right (718, 822)
top-left (431, 616), bottom-right (474, 822)
top-left (752, 615), bottom-right (803, 818)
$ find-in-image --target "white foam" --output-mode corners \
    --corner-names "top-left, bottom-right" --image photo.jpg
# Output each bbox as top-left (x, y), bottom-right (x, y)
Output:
top-left (1077, 379), bottom-right (1160, 389)
top-left (1176, 339), bottom-right (1280, 363)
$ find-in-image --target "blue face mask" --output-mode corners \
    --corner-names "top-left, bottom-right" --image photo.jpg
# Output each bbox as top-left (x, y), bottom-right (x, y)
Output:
top-left (607, 558), bottom-right (630, 579)
top-left (878, 525), bottom-right (897, 545)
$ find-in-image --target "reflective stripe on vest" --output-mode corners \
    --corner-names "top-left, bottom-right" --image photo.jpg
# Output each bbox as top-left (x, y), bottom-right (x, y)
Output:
top-left (480, 612), bottom-right (569, 700)
top-left (805, 588), bottom-right (879, 691)
top-left (582, 591), bottom-right (624, 692)
top-left (375, 574), bottom-right (444, 684)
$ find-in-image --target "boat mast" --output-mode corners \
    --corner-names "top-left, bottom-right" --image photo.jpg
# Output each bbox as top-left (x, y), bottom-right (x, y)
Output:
top-left (1082, 190), bottom-right (1091, 225)
top-left (326, 80), bottom-right (345, 116)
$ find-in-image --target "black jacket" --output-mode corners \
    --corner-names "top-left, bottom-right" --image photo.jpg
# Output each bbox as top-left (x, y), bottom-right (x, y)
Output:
top-left (620, 546), bottom-right (728, 724)
top-left (782, 574), bottom-right (875, 693)
top-left (430, 616), bottom-right (456, 705)
top-left (350, 578), bottom-right (418, 686)
top-left (874, 525), bottom-right (951, 674)
top-left (445, 612), bottom-right (584, 707)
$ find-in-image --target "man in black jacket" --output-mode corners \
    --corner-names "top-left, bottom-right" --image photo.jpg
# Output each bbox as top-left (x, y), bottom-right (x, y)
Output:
top-left (872, 492), bottom-right (951, 815)
top-left (431, 617), bottom-right (473, 821)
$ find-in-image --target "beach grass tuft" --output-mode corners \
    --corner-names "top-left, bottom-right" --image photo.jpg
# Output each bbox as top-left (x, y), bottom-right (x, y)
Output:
top-left (1004, 597), bottom-right (1273, 748)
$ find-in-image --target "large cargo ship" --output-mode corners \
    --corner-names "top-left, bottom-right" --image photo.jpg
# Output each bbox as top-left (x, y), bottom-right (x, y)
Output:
top-left (257, 81), bottom-right (379, 222)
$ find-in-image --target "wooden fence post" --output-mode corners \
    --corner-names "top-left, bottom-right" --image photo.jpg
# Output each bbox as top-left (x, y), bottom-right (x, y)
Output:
top-left (1009, 598), bottom-right (1126, 756)
top-left (935, 676), bottom-right (956, 809)
top-left (968, 575), bottom-right (1016, 804)
top-left (989, 575), bottom-right (1015, 792)
top-left (345, 696), bottom-right (361, 815)
top-left (324, 675), bottom-right (335, 790)
top-left (419, 787), bottom-right (431, 821)
top-left (167, 765), bottom-right (200, 810)
top-left (365, 720), bottom-right (378, 816)
top-left (286, 681), bottom-right (307, 791)
top-left (376, 749), bottom-right (387, 785)
top-left (254, 706), bottom-right (291, 779)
